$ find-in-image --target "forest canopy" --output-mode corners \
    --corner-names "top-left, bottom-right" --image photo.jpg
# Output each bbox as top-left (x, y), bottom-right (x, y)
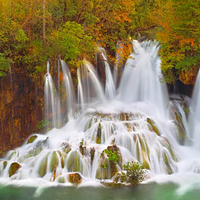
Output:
top-left (0, 0), bottom-right (199, 84)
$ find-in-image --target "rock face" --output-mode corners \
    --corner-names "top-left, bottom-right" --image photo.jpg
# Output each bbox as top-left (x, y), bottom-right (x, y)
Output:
top-left (0, 68), bottom-right (44, 157)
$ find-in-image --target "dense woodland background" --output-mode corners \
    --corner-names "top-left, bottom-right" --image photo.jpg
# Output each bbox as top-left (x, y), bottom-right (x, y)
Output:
top-left (0, 0), bottom-right (200, 156)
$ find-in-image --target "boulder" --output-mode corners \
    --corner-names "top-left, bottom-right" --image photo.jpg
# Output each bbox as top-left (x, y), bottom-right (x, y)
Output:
top-left (68, 173), bottom-right (82, 184)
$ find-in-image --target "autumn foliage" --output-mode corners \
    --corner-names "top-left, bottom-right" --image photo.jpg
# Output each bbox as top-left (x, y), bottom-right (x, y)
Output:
top-left (0, 0), bottom-right (199, 85)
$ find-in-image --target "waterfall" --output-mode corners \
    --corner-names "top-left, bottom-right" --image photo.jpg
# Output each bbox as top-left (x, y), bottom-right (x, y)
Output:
top-left (118, 40), bottom-right (168, 117)
top-left (1, 40), bottom-right (200, 188)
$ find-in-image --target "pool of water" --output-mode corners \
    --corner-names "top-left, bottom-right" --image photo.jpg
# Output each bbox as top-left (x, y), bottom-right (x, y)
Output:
top-left (0, 183), bottom-right (199, 200)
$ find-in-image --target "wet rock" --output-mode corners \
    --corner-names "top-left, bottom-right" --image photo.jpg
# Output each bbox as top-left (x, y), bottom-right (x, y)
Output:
top-left (101, 181), bottom-right (125, 187)
top-left (161, 137), bottom-right (178, 162)
top-left (96, 122), bottom-right (102, 144)
top-left (147, 118), bottom-right (160, 136)
top-left (96, 145), bottom-right (122, 179)
top-left (9, 162), bottom-right (21, 177)
top-left (68, 173), bottom-right (82, 184)
top-left (60, 153), bottom-right (66, 168)
top-left (163, 152), bottom-right (173, 174)
top-left (90, 147), bottom-right (95, 163)
top-left (27, 135), bottom-right (38, 144)
top-left (61, 142), bottom-right (71, 154)
top-left (67, 150), bottom-right (83, 173)
top-left (96, 157), bottom-right (110, 179)
top-left (8, 151), bottom-right (17, 160)
top-left (107, 144), bottom-right (122, 168)
top-left (50, 151), bottom-right (59, 172)
top-left (57, 175), bottom-right (66, 183)
top-left (3, 161), bottom-right (7, 169)
top-left (38, 156), bottom-right (48, 177)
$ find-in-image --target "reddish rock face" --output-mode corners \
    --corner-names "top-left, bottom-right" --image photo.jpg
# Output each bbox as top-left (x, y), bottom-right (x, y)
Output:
top-left (0, 69), bottom-right (44, 157)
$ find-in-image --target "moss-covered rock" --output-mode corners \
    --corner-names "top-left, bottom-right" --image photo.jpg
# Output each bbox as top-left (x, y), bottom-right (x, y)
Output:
top-left (38, 156), bottom-right (48, 177)
top-left (57, 175), bottom-right (66, 183)
top-left (9, 162), bottom-right (21, 177)
top-left (96, 145), bottom-right (122, 179)
top-left (147, 118), bottom-right (160, 136)
top-left (163, 151), bottom-right (173, 174)
top-left (3, 161), bottom-right (7, 170)
top-left (50, 151), bottom-right (59, 172)
top-left (106, 144), bottom-right (122, 168)
top-left (96, 157), bottom-right (109, 179)
top-left (90, 147), bottom-right (95, 163)
top-left (61, 142), bottom-right (71, 154)
top-left (161, 137), bottom-right (178, 162)
top-left (67, 151), bottom-right (83, 173)
top-left (27, 135), bottom-right (38, 144)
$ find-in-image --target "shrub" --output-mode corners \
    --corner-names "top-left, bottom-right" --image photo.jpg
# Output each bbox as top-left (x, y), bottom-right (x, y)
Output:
top-left (121, 161), bottom-right (146, 185)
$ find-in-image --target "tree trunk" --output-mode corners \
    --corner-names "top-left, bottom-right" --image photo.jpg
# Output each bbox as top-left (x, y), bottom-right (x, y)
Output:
top-left (43, 0), bottom-right (46, 48)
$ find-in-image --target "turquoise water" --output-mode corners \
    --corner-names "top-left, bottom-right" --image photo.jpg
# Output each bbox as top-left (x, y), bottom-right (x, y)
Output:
top-left (0, 183), bottom-right (199, 200)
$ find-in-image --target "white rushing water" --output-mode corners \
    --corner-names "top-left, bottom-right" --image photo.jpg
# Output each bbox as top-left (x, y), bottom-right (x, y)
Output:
top-left (1, 40), bottom-right (200, 191)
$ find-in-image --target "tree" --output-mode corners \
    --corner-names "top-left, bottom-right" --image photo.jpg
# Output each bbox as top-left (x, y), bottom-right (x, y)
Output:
top-left (155, 0), bottom-right (200, 84)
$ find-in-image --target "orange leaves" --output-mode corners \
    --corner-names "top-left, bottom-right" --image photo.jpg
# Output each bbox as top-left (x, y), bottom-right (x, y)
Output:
top-left (113, 12), bottom-right (131, 23)
top-left (179, 38), bottom-right (195, 47)
top-left (179, 67), bottom-right (198, 85)
top-left (115, 41), bottom-right (132, 65)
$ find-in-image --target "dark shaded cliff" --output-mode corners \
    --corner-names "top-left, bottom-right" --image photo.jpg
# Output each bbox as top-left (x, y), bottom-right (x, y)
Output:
top-left (0, 68), bottom-right (44, 157)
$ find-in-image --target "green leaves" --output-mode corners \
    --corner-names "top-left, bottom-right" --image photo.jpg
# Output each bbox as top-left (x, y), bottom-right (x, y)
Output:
top-left (48, 21), bottom-right (94, 66)
top-left (103, 149), bottom-right (119, 164)
top-left (0, 54), bottom-right (12, 77)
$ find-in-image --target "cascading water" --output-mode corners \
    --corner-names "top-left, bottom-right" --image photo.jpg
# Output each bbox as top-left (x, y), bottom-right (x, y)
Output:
top-left (1, 40), bottom-right (200, 192)
top-left (44, 61), bottom-right (60, 129)
top-left (60, 60), bottom-right (76, 118)
top-left (99, 47), bottom-right (116, 100)
top-left (189, 70), bottom-right (200, 149)
top-left (118, 40), bottom-right (168, 117)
